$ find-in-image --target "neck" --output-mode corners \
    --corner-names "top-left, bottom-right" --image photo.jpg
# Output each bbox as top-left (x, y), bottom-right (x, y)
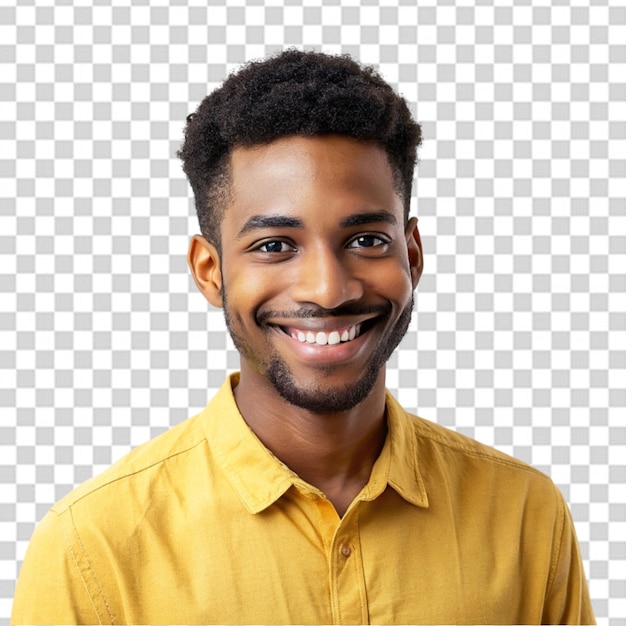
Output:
top-left (233, 364), bottom-right (388, 517)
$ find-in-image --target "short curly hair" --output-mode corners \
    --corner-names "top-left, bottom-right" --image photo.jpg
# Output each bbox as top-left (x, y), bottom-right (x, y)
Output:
top-left (178, 49), bottom-right (422, 247)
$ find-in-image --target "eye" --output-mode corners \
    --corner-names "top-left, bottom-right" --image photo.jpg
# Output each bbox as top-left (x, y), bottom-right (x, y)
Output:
top-left (255, 240), bottom-right (297, 254)
top-left (347, 234), bottom-right (390, 249)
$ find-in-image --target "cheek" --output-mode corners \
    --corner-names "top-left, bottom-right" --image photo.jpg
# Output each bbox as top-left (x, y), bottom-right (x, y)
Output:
top-left (222, 266), bottom-right (282, 321)
top-left (373, 259), bottom-right (414, 304)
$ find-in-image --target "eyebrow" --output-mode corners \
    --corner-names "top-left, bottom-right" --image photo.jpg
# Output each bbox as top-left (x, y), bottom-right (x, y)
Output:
top-left (237, 215), bottom-right (304, 239)
top-left (339, 211), bottom-right (397, 228)
top-left (236, 211), bottom-right (397, 239)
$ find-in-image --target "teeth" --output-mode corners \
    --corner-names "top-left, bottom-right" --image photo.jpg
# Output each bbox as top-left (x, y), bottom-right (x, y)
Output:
top-left (316, 331), bottom-right (328, 346)
top-left (328, 331), bottom-right (340, 345)
top-left (290, 324), bottom-right (361, 346)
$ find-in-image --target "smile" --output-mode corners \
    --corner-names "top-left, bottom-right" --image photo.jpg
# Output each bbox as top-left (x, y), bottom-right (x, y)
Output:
top-left (286, 323), bottom-right (362, 347)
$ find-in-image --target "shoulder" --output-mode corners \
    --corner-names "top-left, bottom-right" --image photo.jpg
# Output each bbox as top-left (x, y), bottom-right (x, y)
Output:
top-left (413, 411), bottom-right (555, 483)
top-left (386, 394), bottom-right (562, 507)
top-left (411, 412), bottom-right (545, 476)
top-left (400, 409), bottom-right (568, 531)
top-left (51, 410), bottom-right (208, 516)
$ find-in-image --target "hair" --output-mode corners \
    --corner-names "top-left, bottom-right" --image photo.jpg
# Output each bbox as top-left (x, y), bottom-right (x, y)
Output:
top-left (178, 49), bottom-right (422, 248)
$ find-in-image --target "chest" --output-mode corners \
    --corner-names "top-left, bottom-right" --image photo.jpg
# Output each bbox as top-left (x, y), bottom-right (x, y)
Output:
top-left (101, 487), bottom-right (550, 624)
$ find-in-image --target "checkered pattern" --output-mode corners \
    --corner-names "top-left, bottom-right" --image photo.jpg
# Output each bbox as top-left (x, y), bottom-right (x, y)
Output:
top-left (1, 1), bottom-right (625, 623)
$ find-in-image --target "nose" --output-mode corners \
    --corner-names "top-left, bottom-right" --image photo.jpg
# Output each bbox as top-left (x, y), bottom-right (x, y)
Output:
top-left (290, 244), bottom-right (363, 309)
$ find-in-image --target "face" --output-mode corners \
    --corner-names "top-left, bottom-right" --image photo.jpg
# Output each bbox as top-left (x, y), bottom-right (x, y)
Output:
top-left (189, 135), bottom-right (423, 413)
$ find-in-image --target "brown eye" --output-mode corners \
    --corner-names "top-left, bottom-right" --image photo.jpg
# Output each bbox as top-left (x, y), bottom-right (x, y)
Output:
top-left (257, 240), bottom-right (296, 253)
top-left (347, 235), bottom-right (388, 249)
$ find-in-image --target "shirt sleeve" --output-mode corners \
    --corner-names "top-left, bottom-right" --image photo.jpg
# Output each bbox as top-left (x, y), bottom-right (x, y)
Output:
top-left (542, 494), bottom-right (596, 625)
top-left (11, 509), bottom-right (105, 625)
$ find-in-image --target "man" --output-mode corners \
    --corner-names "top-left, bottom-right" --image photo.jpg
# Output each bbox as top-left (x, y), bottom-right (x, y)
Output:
top-left (12, 50), bottom-right (594, 624)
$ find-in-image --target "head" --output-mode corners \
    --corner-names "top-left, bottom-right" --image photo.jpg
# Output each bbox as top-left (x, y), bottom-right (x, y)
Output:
top-left (178, 49), bottom-right (422, 250)
top-left (183, 51), bottom-right (424, 414)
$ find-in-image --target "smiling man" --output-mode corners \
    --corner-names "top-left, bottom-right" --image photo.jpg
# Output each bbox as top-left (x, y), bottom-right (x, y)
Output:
top-left (12, 50), bottom-right (594, 625)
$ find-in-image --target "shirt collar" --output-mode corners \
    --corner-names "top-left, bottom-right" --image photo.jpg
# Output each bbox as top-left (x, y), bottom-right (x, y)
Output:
top-left (379, 390), bottom-right (429, 508)
top-left (199, 373), bottom-right (295, 514)
top-left (200, 373), bottom-right (428, 514)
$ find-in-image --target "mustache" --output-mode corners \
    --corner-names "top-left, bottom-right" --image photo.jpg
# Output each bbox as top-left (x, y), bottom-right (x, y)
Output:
top-left (256, 303), bottom-right (391, 325)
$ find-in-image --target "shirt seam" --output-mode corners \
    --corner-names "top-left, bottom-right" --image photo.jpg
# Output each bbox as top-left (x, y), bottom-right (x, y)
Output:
top-left (544, 485), bottom-right (566, 597)
top-left (412, 422), bottom-right (553, 482)
top-left (353, 507), bottom-right (368, 625)
top-left (59, 507), bottom-right (113, 625)
top-left (51, 437), bottom-right (208, 514)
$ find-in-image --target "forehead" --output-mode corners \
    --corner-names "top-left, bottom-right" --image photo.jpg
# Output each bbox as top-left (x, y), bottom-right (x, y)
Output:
top-left (225, 135), bottom-right (401, 223)
top-left (230, 134), bottom-right (392, 178)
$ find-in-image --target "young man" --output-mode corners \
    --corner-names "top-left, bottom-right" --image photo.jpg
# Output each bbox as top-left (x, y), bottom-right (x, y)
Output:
top-left (12, 50), bottom-right (594, 624)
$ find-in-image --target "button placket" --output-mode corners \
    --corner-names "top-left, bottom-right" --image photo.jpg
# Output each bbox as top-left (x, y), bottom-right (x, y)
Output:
top-left (329, 508), bottom-right (368, 625)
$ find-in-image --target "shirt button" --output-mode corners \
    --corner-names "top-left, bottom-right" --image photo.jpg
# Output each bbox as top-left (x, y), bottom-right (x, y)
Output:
top-left (340, 544), bottom-right (351, 557)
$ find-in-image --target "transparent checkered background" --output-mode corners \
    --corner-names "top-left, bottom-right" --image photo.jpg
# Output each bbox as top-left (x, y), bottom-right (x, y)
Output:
top-left (1, 0), bottom-right (625, 623)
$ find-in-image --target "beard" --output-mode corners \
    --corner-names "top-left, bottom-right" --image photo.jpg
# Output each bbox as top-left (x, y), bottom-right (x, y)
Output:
top-left (223, 293), bottom-right (414, 414)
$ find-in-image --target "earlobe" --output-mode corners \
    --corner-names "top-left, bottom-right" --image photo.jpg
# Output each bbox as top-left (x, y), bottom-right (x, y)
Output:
top-left (187, 235), bottom-right (224, 308)
top-left (405, 217), bottom-right (423, 289)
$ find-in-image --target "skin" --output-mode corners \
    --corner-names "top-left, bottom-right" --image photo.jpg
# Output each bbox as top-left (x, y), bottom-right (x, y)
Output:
top-left (188, 135), bottom-right (423, 516)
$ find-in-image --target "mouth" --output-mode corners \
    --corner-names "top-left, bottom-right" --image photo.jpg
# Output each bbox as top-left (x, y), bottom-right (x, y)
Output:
top-left (287, 323), bottom-right (360, 346)
top-left (276, 317), bottom-right (380, 347)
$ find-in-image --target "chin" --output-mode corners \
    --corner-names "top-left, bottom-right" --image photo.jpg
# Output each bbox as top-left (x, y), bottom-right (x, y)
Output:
top-left (266, 358), bottom-right (383, 413)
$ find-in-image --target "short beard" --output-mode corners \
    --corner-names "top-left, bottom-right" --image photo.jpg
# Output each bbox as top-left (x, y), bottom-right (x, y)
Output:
top-left (223, 293), bottom-right (414, 414)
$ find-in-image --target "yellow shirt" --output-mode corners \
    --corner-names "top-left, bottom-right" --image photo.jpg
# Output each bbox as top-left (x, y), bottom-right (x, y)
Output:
top-left (12, 374), bottom-right (594, 625)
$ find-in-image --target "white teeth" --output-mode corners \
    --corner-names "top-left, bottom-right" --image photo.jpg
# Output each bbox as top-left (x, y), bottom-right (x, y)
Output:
top-left (328, 331), bottom-right (341, 345)
top-left (316, 331), bottom-right (328, 346)
top-left (290, 324), bottom-right (362, 346)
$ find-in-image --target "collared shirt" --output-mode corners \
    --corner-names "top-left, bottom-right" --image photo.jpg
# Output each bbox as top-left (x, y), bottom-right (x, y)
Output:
top-left (12, 373), bottom-right (595, 625)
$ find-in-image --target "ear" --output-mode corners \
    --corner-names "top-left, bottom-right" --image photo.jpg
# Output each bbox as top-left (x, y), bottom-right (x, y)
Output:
top-left (405, 217), bottom-right (423, 289)
top-left (187, 235), bottom-right (224, 308)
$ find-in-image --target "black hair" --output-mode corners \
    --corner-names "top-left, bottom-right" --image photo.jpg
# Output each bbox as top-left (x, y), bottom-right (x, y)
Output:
top-left (178, 49), bottom-right (422, 247)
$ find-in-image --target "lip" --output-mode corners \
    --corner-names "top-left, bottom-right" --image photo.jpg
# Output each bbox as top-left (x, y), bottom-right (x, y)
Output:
top-left (266, 313), bottom-right (380, 334)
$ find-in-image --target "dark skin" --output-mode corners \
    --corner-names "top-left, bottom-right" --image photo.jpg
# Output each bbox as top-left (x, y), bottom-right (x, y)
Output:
top-left (188, 135), bottom-right (423, 517)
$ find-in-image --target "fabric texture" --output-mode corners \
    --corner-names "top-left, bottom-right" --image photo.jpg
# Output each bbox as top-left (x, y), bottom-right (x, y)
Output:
top-left (12, 374), bottom-right (595, 625)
